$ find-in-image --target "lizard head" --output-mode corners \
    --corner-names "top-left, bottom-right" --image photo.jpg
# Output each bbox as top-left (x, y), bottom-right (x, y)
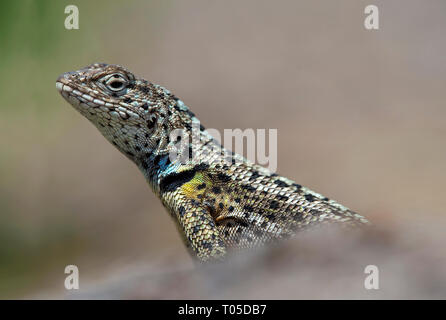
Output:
top-left (56, 63), bottom-right (193, 163)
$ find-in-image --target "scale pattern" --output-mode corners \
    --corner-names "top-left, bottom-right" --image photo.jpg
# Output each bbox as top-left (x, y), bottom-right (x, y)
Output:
top-left (56, 63), bottom-right (369, 262)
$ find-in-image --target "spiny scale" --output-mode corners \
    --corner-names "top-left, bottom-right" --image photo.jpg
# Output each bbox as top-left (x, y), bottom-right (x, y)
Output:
top-left (56, 63), bottom-right (369, 262)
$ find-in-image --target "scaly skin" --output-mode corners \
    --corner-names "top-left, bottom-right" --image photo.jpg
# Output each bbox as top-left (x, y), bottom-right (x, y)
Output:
top-left (56, 63), bottom-right (369, 262)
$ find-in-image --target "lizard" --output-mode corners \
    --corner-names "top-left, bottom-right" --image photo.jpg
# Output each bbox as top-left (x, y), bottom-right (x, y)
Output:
top-left (56, 63), bottom-right (369, 262)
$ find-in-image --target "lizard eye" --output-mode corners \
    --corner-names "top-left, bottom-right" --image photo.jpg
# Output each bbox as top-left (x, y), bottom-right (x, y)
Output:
top-left (104, 74), bottom-right (128, 92)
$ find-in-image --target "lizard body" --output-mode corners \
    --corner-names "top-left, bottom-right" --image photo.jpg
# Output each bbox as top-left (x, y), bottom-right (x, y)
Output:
top-left (56, 63), bottom-right (369, 262)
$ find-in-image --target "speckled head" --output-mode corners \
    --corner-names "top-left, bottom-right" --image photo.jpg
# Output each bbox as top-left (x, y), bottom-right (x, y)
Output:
top-left (56, 63), bottom-right (187, 163)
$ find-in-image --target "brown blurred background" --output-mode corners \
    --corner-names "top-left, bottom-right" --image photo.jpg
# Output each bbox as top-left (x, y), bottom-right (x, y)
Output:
top-left (0, 0), bottom-right (445, 299)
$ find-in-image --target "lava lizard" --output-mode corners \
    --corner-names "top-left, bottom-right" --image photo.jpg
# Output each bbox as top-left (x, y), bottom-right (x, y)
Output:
top-left (56, 63), bottom-right (369, 262)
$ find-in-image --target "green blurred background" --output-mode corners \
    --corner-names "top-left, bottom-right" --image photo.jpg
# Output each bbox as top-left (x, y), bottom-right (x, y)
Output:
top-left (1, 0), bottom-right (445, 298)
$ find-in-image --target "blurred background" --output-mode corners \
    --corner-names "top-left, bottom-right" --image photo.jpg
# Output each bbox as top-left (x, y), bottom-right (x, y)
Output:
top-left (0, 0), bottom-right (445, 299)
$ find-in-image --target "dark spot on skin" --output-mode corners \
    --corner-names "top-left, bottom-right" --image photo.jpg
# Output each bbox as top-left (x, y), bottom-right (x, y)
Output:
top-left (186, 110), bottom-right (195, 118)
top-left (261, 221), bottom-right (268, 228)
top-left (241, 185), bottom-right (256, 192)
top-left (224, 231), bottom-right (229, 237)
top-left (134, 134), bottom-right (138, 139)
top-left (197, 194), bottom-right (203, 199)
top-left (269, 200), bottom-right (279, 209)
top-left (145, 133), bottom-right (150, 138)
top-left (217, 173), bottom-right (231, 183)
top-left (274, 179), bottom-right (289, 188)
top-left (277, 194), bottom-right (289, 201)
top-left (140, 86), bottom-right (150, 94)
top-left (124, 140), bottom-right (129, 145)
top-left (179, 206), bottom-right (186, 217)
top-left (123, 97), bottom-right (132, 103)
top-left (249, 171), bottom-right (262, 181)
top-left (141, 103), bottom-right (149, 110)
top-left (201, 241), bottom-right (213, 250)
top-left (240, 221), bottom-right (248, 228)
top-left (228, 206), bottom-right (234, 212)
top-left (144, 143), bottom-right (148, 148)
top-left (195, 163), bottom-right (210, 171)
top-left (323, 197), bottom-right (329, 201)
top-left (147, 119), bottom-right (155, 129)
top-left (211, 186), bottom-right (221, 194)
top-left (226, 222), bottom-right (234, 228)
top-left (270, 173), bottom-right (278, 177)
top-left (112, 141), bottom-right (117, 146)
top-left (305, 194), bottom-right (315, 202)
top-left (266, 214), bottom-right (275, 221)
top-left (235, 198), bottom-right (241, 203)
top-left (219, 202), bottom-right (224, 209)
top-left (197, 183), bottom-right (206, 190)
top-left (243, 205), bottom-right (254, 212)
top-left (293, 183), bottom-right (302, 189)
top-left (236, 227), bottom-right (243, 234)
top-left (207, 205), bottom-right (217, 218)
top-left (135, 146), bottom-right (141, 152)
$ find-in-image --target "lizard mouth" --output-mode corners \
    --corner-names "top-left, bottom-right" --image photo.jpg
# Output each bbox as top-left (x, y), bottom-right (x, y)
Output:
top-left (56, 74), bottom-right (104, 112)
top-left (56, 80), bottom-right (81, 107)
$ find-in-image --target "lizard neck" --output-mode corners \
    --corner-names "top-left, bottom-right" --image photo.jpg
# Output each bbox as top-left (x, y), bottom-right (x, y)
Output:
top-left (134, 102), bottom-right (230, 194)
